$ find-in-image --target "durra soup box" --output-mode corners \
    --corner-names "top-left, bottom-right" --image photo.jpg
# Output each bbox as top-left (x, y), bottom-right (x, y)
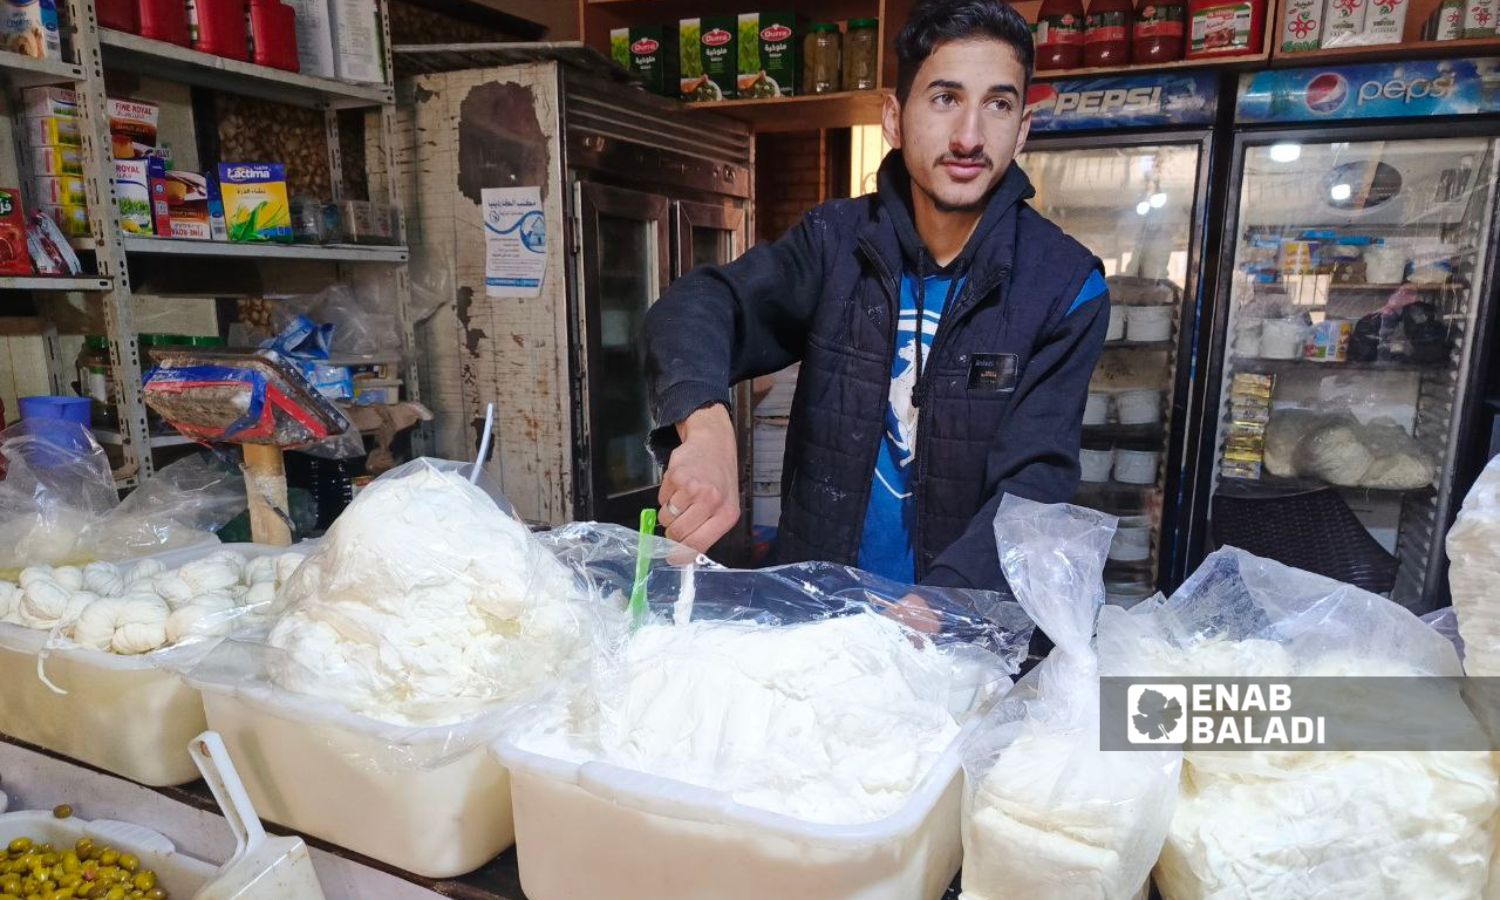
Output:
top-left (610, 25), bottom-right (680, 97)
top-left (738, 12), bottom-right (803, 98)
top-left (681, 16), bottom-right (739, 101)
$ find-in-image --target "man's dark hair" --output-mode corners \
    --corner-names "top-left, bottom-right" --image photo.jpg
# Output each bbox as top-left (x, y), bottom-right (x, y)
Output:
top-left (895, 0), bottom-right (1035, 103)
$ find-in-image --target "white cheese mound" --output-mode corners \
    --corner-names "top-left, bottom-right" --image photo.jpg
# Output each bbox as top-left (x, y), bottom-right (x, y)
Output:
top-left (524, 611), bottom-right (962, 825)
top-left (267, 463), bottom-right (586, 725)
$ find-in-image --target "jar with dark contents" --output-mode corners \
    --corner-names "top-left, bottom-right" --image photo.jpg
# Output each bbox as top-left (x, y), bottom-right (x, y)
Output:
top-left (76, 335), bottom-right (118, 429)
top-left (842, 18), bottom-right (878, 90)
top-left (804, 23), bottom-right (841, 94)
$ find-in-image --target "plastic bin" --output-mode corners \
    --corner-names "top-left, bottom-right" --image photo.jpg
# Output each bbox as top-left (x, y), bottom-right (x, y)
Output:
top-left (18, 395), bottom-right (91, 424)
top-left (193, 683), bottom-right (514, 878)
top-left (0, 810), bottom-right (218, 894)
top-left (492, 721), bottom-right (978, 900)
top-left (0, 543), bottom-right (284, 786)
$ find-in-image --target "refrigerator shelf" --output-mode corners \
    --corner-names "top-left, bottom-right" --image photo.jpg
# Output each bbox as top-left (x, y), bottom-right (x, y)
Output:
top-left (1231, 356), bottom-right (1446, 374)
top-left (1217, 474), bottom-right (1435, 500)
top-left (1083, 423), bottom-right (1167, 442)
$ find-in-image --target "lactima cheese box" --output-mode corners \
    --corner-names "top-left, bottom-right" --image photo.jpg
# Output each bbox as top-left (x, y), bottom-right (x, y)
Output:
top-left (217, 162), bottom-right (292, 243)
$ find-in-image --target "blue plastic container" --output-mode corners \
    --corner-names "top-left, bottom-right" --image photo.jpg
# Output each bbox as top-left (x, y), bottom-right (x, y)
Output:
top-left (18, 395), bottom-right (92, 426)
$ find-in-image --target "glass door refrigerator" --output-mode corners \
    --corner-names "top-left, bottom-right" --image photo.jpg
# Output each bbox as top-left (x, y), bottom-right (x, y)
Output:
top-left (1020, 72), bottom-right (1223, 605)
top-left (1183, 59), bottom-right (1500, 612)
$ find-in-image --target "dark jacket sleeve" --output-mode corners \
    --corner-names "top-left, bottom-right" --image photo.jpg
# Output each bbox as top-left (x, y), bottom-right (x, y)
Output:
top-left (921, 269), bottom-right (1110, 590)
top-left (644, 208), bottom-right (827, 460)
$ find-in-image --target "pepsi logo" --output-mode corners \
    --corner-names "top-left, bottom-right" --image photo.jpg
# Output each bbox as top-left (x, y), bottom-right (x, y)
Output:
top-left (630, 38), bottom-right (659, 54)
top-left (703, 28), bottom-right (732, 46)
top-left (760, 24), bottom-right (792, 41)
top-left (1304, 72), bottom-right (1349, 113)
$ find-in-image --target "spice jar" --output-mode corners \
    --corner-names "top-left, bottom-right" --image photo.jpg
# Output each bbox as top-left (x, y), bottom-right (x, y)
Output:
top-left (843, 18), bottom-right (878, 90)
top-left (76, 335), bottom-right (117, 429)
top-left (804, 23), bottom-right (841, 94)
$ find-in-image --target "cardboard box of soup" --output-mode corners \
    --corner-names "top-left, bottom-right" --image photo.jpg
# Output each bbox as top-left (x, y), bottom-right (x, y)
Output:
top-left (610, 25), bottom-right (680, 97)
top-left (680, 16), bottom-right (738, 101)
top-left (739, 12), bottom-right (803, 98)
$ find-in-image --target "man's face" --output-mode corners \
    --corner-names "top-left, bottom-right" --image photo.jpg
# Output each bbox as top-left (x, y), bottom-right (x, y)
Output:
top-left (883, 39), bottom-right (1031, 214)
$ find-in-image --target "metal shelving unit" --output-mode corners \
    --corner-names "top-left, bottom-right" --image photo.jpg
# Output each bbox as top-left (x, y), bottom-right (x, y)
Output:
top-left (9, 0), bottom-right (418, 485)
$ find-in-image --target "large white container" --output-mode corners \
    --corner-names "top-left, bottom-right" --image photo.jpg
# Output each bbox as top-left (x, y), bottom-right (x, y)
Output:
top-left (0, 543), bottom-right (283, 787)
top-left (194, 682), bottom-right (514, 879)
top-left (493, 723), bottom-right (976, 900)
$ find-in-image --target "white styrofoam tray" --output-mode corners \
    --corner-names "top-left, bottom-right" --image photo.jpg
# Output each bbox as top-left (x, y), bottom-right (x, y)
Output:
top-left (0, 543), bottom-right (287, 786)
top-left (492, 719), bottom-right (980, 900)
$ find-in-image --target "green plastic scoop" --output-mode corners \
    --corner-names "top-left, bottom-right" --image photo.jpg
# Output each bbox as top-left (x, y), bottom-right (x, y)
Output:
top-left (629, 507), bottom-right (657, 626)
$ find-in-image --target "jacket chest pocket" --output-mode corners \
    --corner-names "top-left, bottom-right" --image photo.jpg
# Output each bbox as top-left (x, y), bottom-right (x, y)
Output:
top-left (927, 356), bottom-right (1020, 446)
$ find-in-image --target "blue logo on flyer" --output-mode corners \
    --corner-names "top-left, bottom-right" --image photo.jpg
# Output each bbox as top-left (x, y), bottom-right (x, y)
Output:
top-left (1237, 58), bottom-right (1500, 122)
top-left (1026, 72), bottom-right (1218, 131)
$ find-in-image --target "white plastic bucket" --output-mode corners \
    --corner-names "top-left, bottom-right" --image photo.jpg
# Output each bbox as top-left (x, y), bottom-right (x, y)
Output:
top-left (1108, 516), bottom-right (1153, 562)
top-left (1115, 389), bottom-right (1162, 426)
top-left (1125, 305), bottom-right (1173, 342)
top-left (1080, 448), bottom-right (1115, 482)
top-left (492, 720), bottom-right (978, 900)
top-left (194, 681), bottom-right (515, 879)
top-left (1106, 305), bottom-right (1126, 341)
top-left (0, 543), bottom-right (285, 786)
top-left (1114, 449), bottom-right (1160, 485)
top-left (1084, 392), bottom-right (1111, 426)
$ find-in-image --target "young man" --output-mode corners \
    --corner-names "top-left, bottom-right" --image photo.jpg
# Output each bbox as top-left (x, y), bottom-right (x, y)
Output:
top-left (644, 0), bottom-right (1108, 591)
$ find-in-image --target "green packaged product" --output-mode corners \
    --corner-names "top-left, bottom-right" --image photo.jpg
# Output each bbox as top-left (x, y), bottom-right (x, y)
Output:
top-left (610, 25), bottom-right (680, 97)
top-left (680, 16), bottom-right (739, 101)
top-left (738, 12), bottom-right (803, 98)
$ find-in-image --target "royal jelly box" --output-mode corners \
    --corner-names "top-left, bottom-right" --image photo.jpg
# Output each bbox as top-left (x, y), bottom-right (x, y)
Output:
top-left (1322, 0), bottom-right (1370, 45)
top-left (1361, 0), bottom-right (1408, 43)
top-left (107, 98), bottom-right (160, 159)
top-left (609, 25), bottom-right (679, 97)
top-left (22, 85), bottom-right (77, 118)
top-left (115, 158), bottom-right (169, 236)
top-left (28, 144), bottom-right (82, 176)
top-left (217, 162), bottom-right (292, 243)
top-left (1280, 0), bottom-right (1325, 50)
top-left (1464, 0), bottom-right (1497, 36)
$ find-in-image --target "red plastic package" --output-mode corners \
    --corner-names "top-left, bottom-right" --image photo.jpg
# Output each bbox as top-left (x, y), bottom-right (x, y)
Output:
top-left (249, 0), bottom-right (299, 71)
top-left (189, 0), bottom-right (248, 60)
top-left (98, 0), bottom-right (138, 32)
top-left (139, 0), bottom-right (190, 45)
top-left (0, 189), bottom-right (34, 276)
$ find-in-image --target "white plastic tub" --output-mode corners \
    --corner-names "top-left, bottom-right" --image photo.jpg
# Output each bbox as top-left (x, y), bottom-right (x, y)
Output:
top-left (1084, 392), bottom-right (1110, 426)
top-left (1116, 388), bottom-right (1163, 426)
top-left (1080, 448), bottom-right (1115, 482)
top-left (0, 809), bottom-right (218, 895)
top-left (1125, 305), bottom-right (1173, 342)
top-left (1115, 449), bottom-right (1161, 485)
top-left (0, 543), bottom-right (283, 786)
top-left (1106, 305), bottom-right (1126, 341)
top-left (493, 720), bottom-right (978, 900)
top-left (194, 681), bottom-right (514, 878)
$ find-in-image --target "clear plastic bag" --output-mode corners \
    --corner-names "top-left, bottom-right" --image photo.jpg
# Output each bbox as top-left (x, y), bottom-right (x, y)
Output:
top-left (1449, 454), bottom-right (1500, 677)
top-left (1359, 417), bottom-right (1436, 490)
top-left (509, 521), bottom-right (1033, 827)
top-left (79, 452), bottom-right (247, 561)
top-left (272, 282), bottom-right (401, 359)
top-left (960, 496), bottom-right (1179, 900)
top-left (1097, 548), bottom-right (1499, 900)
top-left (0, 421), bottom-right (117, 571)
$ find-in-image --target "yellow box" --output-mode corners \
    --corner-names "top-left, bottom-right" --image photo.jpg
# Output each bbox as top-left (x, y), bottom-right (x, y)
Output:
top-left (26, 116), bottom-right (80, 148)
top-left (217, 163), bottom-right (291, 243)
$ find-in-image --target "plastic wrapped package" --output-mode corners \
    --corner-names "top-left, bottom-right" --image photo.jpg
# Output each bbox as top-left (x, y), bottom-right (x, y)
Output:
top-left (1261, 408), bottom-right (1320, 478)
top-left (960, 497), bottom-right (1179, 900)
top-left (1358, 417), bottom-right (1436, 490)
top-left (495, 522), bottom-right (1033, 900)
top-left (1449, 454), bottom-right (1500, 677)
top-left (0, 421), bottom-right (118, 571)
top-left (78, 452), bottom-right (247, 560)
top-left (187, 458), bottom-right (601, 878)
top-left (1096, 549), bottom-right (1500, 900)
top-left (1293, 413), bottom-right (1374, 486)
top-left (0, 542), bottom-right (300, 786)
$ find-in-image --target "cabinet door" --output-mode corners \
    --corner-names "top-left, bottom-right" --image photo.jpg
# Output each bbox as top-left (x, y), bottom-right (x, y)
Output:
top-left (578, 181), bottom-right (671, 526)
top-left (674, 200), bottom-right (753, 564)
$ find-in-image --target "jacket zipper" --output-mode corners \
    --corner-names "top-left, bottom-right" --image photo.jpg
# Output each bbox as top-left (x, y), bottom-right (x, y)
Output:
top-left (853, 239), bottom-right (900, 569)
top-left (911, 266), bottom-right (1009, 580)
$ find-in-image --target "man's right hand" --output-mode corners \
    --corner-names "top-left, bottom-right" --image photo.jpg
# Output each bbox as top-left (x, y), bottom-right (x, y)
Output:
top-left (658, 404), bottom-right (740, 553)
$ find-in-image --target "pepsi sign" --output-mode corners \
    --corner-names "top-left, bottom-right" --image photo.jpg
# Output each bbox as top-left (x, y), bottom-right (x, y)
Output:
top-left (1026, 72), bottom-right (1218, 132)
top-left (1237, 59), bottom-right (1498, 123)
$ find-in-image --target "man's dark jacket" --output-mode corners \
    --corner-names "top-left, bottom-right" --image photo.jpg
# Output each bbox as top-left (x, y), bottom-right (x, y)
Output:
top-left (645, 151), bottom-right (1109, 590)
